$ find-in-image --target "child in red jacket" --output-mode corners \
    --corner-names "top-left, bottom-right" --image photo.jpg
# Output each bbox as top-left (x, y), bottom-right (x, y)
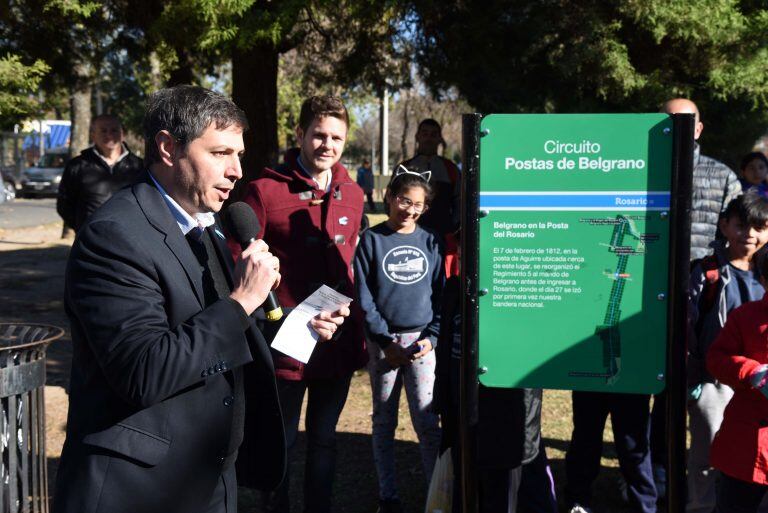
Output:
top-left (707, 235), bottom-right (768, 511)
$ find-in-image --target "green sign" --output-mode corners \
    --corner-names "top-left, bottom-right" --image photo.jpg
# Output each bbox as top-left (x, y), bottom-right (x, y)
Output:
top-left (478, 114), bottom-right (672, 393)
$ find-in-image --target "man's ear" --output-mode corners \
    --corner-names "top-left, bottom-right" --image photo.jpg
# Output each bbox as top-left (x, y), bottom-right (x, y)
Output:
top-left (155, 130), bottom-right (177, 167)
top-left (295, 126), bottom-right (304, 144)
top-left (694, 121), bottom-right (704, 141)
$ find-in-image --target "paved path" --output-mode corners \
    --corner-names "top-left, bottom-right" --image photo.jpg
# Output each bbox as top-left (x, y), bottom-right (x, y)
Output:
top-left (0, 198), bottom-right (61, 231)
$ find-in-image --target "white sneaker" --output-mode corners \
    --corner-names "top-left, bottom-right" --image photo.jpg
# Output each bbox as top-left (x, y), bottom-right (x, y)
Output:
top-left (569, 505), bottom-right (593, 513)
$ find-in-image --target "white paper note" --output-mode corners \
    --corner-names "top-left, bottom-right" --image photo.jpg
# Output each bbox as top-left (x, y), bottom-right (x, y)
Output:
top-left (270, 285), bottom-right (353, 363)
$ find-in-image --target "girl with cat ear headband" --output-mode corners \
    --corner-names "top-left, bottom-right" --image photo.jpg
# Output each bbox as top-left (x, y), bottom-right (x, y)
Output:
top-left (392, 164), bottom-right (432, 184)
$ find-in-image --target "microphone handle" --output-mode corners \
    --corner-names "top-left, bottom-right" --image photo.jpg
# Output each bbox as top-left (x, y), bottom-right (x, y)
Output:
top-left (241, 238), bottom-right (283, 322)
top-left (263, 292), bottom-right (283, 322)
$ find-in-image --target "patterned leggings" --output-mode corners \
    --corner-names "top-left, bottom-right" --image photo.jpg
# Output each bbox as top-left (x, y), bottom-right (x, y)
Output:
top-left (367, 332), bottom-right (441, 500)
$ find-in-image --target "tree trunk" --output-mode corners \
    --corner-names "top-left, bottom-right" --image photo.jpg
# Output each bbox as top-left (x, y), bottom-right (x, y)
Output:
top-left (231, 42), bottom-right (279, 199)
top-left (400, 91), bottom-right (410, 161)
top-left (69, 60), bottom-right (92, 156)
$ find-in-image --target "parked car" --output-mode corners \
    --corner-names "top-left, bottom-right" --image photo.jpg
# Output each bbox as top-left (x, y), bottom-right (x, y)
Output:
top-left (20, 147), bottom-right (71, 198)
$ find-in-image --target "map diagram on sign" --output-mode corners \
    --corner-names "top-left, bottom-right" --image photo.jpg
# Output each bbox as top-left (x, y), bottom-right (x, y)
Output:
top-left (570, 215), bottom-right (647, 384)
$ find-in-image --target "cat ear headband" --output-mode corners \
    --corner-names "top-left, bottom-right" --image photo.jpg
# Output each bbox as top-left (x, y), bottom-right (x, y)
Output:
top-left (394, 164), bottom-right (431, 183)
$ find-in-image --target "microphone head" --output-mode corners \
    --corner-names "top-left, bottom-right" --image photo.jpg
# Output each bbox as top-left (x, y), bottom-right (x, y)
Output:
top-left (223, 202), bottom-right (261, 246)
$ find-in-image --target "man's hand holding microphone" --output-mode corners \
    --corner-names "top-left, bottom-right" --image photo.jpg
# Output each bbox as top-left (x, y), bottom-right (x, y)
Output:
top-left (229, 238), bottom-right (281, 315)
top-left (225, 202), bottom-right (348, 341)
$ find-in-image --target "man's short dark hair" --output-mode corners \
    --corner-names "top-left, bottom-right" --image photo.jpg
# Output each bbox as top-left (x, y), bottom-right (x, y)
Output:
top-left (298, 96), bottom-right (349, 133)
top-left (143, 85), bottom-right (249, 165)
top-left (417, 118), bottom-right (442, 133)
top-left (91, 114), bottom-right (122, 130)
top-left (723, 189), bottom-right (768, 228)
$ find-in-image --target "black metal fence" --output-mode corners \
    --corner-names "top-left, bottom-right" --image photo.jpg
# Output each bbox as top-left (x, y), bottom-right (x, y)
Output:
top-left (0, 324), bottom-right (63, 513)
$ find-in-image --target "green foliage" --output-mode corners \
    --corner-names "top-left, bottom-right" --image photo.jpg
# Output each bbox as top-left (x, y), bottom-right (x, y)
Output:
top-left (0, 54), bottom-right (49, 128)
top-left (276, 52), bottom-right (305, 149)
top-left (98, 49), bottom-right (149, 135)
top-left (1, 0), bottom-right (124, 103)
top-left (183, 0), bottom-right (304, 51)
top-left (412, 0), bottom-right (768, 163)
top-left (149, 0), bottom-right (409, 159)
top-left (43, 0), bottom-right (100, 18)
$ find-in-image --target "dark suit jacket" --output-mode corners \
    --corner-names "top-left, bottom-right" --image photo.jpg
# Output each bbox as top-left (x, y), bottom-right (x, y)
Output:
top-left (53, 176), bottom-right (285, 513)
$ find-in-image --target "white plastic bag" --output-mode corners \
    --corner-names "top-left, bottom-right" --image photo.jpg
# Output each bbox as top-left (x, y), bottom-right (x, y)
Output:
top-left (425, 449), bottom-right (453, 513)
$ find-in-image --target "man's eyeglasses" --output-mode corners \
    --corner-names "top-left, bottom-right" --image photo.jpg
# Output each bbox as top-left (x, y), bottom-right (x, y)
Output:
top-left (395, 195), bottom-right (428, 213)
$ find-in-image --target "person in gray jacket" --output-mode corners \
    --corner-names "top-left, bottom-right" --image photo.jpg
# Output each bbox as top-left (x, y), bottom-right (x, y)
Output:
top-left (663, 98), bottom-right (743, 262)
top-left (648, 99), bottom-right (743, 500)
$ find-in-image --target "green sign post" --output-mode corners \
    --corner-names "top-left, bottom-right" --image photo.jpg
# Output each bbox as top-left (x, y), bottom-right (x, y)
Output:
top-left (476, 114), bottom-right (673, 393)
top-left (459, 113), bottom-right (694, 513)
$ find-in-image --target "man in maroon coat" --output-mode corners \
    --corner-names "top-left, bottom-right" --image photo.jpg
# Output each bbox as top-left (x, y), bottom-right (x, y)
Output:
top-left (237, 96), bottom-right (365, 513)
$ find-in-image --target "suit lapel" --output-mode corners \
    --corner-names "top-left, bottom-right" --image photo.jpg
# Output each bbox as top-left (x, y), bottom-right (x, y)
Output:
top-left (133, 177), bottom-right (205, 308)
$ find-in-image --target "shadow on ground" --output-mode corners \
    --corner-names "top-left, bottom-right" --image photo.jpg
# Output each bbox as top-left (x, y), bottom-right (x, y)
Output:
top-left (239, 432), bottom-right (426, 513)
top-left (0, 243), bottom-right (73, 388)
top-left (47, 437), bottom-right (637, 513)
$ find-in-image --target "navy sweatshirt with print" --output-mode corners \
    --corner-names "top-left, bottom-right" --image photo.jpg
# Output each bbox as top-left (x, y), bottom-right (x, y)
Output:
top-left (353, 222), bottom-right (444, 349)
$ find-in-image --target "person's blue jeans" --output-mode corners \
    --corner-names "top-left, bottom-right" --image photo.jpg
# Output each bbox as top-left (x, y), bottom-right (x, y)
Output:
top-left (263, 375), bottom-right (352, 513)
top-left (715, 473), bottom-right (768, 513)
top-left (565, 391), bottom-right (657, 513)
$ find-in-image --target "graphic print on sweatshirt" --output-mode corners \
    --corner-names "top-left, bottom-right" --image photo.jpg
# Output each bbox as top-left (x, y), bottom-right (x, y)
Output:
top-left (382, 245), bottom-right (430, 285)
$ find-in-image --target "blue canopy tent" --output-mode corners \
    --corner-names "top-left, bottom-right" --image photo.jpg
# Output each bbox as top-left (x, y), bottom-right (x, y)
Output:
top-left (22, 123), bottom-right (71, 151)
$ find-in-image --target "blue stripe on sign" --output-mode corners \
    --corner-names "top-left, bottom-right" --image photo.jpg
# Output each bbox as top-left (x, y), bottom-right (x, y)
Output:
top-left (479, 192), bottom-right (670, 210)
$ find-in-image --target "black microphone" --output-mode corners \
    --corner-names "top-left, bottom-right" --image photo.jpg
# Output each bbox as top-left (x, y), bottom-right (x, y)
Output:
top-left (223, 202), bottom-right (283, 322)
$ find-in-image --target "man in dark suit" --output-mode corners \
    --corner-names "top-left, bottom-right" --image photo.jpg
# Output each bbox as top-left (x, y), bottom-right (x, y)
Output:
top-left (53, 86), bottom-right (349, 513)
